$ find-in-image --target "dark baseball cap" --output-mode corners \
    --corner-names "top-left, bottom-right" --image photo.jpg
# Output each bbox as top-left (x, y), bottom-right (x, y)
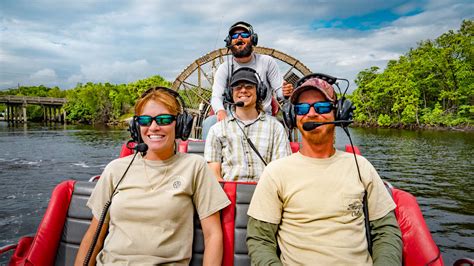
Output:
top-left (229, 22), bottom-right (252, 34)
top-left (290, 78), bottom-right (337, 103)
top-left (230, 69), bottom-right (258, 87)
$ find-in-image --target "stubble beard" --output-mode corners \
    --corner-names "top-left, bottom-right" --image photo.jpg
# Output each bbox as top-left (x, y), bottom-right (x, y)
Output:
top-left (299, 123), bottom-right (336, 146)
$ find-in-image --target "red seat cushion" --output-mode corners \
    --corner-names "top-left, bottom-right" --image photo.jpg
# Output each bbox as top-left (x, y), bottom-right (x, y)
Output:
top-left (9, 180), bottom-right (75, 266)
top-left (119, 142), bottom-right (135, 158)
top-left (392, 188), bottom-right (443, 266)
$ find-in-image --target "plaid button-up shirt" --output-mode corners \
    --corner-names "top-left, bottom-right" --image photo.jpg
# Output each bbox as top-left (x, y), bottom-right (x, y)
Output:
top-left (204, 112), bottom-right (291, 181)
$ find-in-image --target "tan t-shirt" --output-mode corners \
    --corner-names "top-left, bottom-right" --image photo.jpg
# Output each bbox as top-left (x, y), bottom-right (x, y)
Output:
top-left (247, 151), bottom-right (396, 265)
top-left (87, 152), bottom-right (230, 265)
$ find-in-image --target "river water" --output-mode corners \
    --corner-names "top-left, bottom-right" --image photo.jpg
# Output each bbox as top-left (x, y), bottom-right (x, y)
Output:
top-left (0, 122), bottom-right (472, 264)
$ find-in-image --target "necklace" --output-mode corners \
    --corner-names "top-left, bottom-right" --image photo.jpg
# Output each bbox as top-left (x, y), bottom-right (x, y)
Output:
top-left (143, 157), bottom-right (169, 191)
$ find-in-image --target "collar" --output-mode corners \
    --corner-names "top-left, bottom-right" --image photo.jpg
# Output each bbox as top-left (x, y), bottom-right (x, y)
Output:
top-left (232, 52), bottom-right (256, 65)
top-left (227, 111), bottom-right (266, 126)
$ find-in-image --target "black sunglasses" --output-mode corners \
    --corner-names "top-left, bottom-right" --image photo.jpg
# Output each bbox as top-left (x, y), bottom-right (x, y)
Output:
top-left (135, 114), bottom-right (176, 126)
top-left (294, 102), bottom-right (334, 115)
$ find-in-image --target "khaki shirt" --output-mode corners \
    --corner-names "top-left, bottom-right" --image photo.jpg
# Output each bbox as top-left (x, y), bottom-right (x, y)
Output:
top-left (88, 153), bottom-right (230, 265)
top-left (248, 151), bottom-right (396, 265)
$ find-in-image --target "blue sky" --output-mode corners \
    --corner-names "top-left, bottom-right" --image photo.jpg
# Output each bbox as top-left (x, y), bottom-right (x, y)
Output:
top-left (0, 0), bottom-right (472, 92)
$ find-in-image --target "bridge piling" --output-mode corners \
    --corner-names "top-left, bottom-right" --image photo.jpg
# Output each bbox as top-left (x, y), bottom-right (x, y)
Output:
top-left (23, 104), bottom-right (27, 123)
top-left (0, 95), bottom-right (67, 124)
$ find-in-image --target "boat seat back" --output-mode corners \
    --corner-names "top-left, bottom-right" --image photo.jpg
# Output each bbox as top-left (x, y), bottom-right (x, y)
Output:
top-left (55, 181), bottom-right (95, 266)
top-left (224, 182), bottom-right (256, 265)
top-left (177, 140), bottom-right (206, 156)
top-left (53, 181), bottom-right (207, 266)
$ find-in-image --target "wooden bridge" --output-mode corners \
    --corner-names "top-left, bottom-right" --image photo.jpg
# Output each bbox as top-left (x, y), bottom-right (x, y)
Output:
top-left (0, 95), bottom-right (67, 123)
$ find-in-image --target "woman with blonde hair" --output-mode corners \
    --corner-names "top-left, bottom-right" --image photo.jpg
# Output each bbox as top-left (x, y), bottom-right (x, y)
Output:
top-left (75, 87), bottom-right (230, 265)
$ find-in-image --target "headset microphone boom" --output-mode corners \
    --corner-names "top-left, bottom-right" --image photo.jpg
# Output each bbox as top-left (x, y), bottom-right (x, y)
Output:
top-left (302, 120), bottom-right (354, 131)
top-left (227, 100), bottom-right (244, 107)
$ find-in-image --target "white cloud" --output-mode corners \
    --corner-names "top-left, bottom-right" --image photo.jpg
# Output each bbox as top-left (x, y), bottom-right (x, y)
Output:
top-left (0, 0), bottom-right (471, 92)
top-left (30, 68), bottom-right (56, 78)
top-left (29, 68), bottom-right (58, 86)
top-left (66, 59), bottom-right (154, 86)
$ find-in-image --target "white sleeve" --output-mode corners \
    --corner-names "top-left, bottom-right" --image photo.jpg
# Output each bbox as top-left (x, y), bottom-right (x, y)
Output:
top-left (210, 63), bottom-right (229, 112)
top-left (266, 58), bottom-right (284, 100)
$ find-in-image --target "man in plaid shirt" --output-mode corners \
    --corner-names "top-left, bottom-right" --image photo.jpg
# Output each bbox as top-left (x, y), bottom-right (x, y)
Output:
top-left (204, 67), bottom-right (291, 181)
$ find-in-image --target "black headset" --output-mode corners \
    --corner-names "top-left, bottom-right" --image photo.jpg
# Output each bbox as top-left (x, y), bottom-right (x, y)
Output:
top-left (282, 73), bottom-right (355, 130)
top-left (224, 67), bottom-right (267, 105)
top-left (129, 86), bottom-right (194, 142)
top-left (224, 21), bottom-right (258, 47)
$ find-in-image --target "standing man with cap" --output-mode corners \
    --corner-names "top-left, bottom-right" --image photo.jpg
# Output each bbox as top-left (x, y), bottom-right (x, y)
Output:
top-left (202, 21), bottom-right (293, 139)
top-left (246, 76), bottom-right (402, 265)
top-left (204, 67), bottom-right (291, 182)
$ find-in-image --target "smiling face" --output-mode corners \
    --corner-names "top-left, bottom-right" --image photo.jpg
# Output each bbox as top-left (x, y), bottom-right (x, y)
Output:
top-left (296, 89), bottom-right (336, 145)
top-left (138, 100), bottom-right (176, 160)
top-left (230, 29), bottom-right (253, 58)
top-left (135, 89), bottom-right (180, 161)
top-left (232, 81), bottom-right (257, 109)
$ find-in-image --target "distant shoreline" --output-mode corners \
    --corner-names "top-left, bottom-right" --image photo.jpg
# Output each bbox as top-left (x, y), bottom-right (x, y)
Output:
top-left (353, 122), bottom-right (474, 132)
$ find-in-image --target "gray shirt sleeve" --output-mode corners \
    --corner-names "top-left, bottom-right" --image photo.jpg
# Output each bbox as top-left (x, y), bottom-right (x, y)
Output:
top-left (210, 62), bottom-right (229, 113)
top-left (265, 56), bottom-right (284, 101)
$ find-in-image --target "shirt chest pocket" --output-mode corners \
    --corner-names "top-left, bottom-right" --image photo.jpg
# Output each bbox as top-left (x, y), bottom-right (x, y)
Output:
top-left (342, 193), bottom-right (364, 218)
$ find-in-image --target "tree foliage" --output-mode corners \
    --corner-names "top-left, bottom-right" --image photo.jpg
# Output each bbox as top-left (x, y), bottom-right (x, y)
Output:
top-left (64, 76), bottom-right (171, 124)
top-left (352, 20), bottom-right (473, 128)
top-left (1, 76), bottom-right (171, 124)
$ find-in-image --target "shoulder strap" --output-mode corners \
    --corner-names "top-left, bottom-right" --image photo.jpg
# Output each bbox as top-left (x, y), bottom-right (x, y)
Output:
top-left (231, 113), bottom-right (267, 166)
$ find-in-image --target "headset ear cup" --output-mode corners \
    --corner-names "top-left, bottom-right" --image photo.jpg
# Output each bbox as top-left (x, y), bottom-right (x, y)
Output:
top-left (290, 104), bottom-right (296, 129)
top-left (282, 102), bottom-right (296, 130)
top-left (175, 115), bottom-right (182, 140)
top-left (175, 112), bottom-right (193, 140)
top-left (224, 35), bottom-right (231, 47)
top-left (337, 98), bottom-right (355, 121)
top-left (224, 85), bottom-right (233, 103)
top-left (252, 33), bottom-right (258, 46)
top-left (335, 99), bottom-right (341, 121)
top-left (129, 119), bottom-right (141, 143)
top-left (258, 82), bottom-right (267, 102)
top-left (258, 73), bottom-right (265, 101)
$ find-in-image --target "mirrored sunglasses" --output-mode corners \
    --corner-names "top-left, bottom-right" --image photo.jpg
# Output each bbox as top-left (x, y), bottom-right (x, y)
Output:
top-left (294, 102), bottom-right (334, 115)
top-left (231, 32), bottom-right (251, 39)
top-left (135, 114), bottom-right (176, 126)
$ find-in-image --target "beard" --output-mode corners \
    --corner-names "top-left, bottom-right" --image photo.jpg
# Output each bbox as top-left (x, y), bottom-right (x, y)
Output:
top-left (231, 42), bottom-right (253, 58)
top-left (297, 120), bottom-right (336, 145)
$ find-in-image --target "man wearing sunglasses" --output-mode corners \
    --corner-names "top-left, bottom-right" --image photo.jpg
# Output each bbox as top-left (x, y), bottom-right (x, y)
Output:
top-left (247, 78), bottom-right (402, 265)
top-left (204, 68), bottom-right (291, 182)
top-left (203, 21), bottom-right (293, 139)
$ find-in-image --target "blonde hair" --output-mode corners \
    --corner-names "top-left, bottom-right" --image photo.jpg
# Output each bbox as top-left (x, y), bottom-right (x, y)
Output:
top-left (134, 87), bottom-right (181, 115)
